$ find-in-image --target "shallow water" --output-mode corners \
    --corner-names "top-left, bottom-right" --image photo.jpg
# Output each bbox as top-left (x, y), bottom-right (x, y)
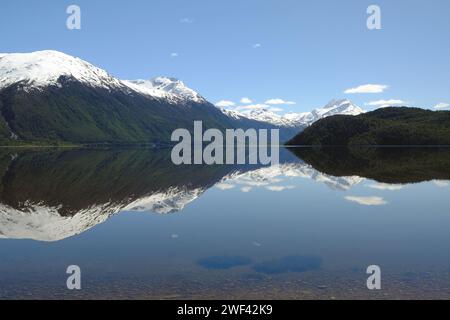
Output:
top-left (0, 147), bottom-right (450, 299)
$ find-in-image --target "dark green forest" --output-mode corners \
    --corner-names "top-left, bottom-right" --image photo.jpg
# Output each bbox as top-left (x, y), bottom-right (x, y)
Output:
top-left (0, 79), bottom-right (297, 146)
top-left (288, 107), bottom-right (450, 146)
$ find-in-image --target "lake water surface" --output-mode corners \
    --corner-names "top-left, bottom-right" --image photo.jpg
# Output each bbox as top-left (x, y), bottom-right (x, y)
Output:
top-left (1, 147), bottom-right (450, 299)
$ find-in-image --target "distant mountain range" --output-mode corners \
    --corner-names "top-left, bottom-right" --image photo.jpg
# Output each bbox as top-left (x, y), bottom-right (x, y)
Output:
top-left (220, 99), bottom-right (363, 128)
top-left (0, 50), bottom-right (364, 144)
top-left (288, 107), bottom-right (450, 146)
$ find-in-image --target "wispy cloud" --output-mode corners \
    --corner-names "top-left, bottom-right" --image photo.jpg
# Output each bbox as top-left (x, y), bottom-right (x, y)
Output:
top-left (252, 43), bottom-right (262, 49)
top-left (345, 196), bottom-right (387, 206)
top-left (180, 18), bottom-right (194, 24)
top-left (235, 104), bottom-right (269, 111)
top-left (265, 98), bottom-right (296, 105)
top-left (170, 52), bottom-right (179, 58)
top-left (252, 241), bottom-right (262, 247)
top-left (241, 186), bottom-right (252, 193)
top-left (345, 84), bottom-right (388, 94)
top-left (215, 100), bottom-right (235, 108)
top-left (217, 97), bottom-right (294, 111)
top-left (365, 99), bottom-right (406, 108)
top-left (434, 102), bottom-right (449, 110)
top-left (368, 183), bottom-right (403, 191)
top-left (265, 185), bottom-right (295, 192)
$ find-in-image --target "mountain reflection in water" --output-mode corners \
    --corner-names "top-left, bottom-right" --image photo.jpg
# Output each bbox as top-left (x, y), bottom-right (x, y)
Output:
top-left (0, 147), bottom-right (449, 241)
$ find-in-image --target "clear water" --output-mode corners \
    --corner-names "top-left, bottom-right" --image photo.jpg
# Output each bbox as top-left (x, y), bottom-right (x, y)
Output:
top-left (0, 147), bottom-right (450, 299)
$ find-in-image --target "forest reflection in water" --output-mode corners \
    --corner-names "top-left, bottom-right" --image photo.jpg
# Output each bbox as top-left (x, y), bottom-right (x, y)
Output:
top-left (0, 147), bottom-right (450, 299)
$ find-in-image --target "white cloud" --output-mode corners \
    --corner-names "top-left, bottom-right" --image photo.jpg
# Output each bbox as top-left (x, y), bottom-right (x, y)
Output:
top-left (368, 183), bottom-right (403, 191)
top-left (240, 97), bottom-right (253, 104)
top-left (215, 100), bottom-right (236, 108)
top-left (180, 18), bottom-right (194, 23)
top-left (344, 84), bottom-right (388, 94)
top-left (365, 101), bottom-right (405, 109)
top-left (216, 183), bottom-right (235, 190)
top-left (235, 104), bottom-right (269, 111)
top-left (345, 196), bottom-right (387, 206)
top-left (265, 185), bottom-right (295, 192)
top-left (365, 99), bottom-right (406, 108)
top-left (219, 98), bottom-right (295, 111)
top-left (265, 98), bottom-right (296, 105)
top-left (170, 52), bottom-right (179, 58)
top-left (252, 43), bottom-right (262, 49)
top-left (241, 186), bottom-right (252, 193)
top-left (434, 102), bottom-right (449, 110)
top-left (433, 180), bottom-right (449, 187)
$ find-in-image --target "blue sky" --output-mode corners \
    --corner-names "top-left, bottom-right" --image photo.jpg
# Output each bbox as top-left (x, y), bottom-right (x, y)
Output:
top-left (0, 0), bottom-right (449, 113)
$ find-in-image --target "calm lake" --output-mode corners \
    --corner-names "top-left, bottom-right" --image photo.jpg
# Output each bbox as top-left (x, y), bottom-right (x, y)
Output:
top-left (0, 147), bottom-right (450, 299)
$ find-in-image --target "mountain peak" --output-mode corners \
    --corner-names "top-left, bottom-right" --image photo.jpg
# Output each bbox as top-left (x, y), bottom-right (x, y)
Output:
top-left (323, 99), bottom-right (351, 109)
top-left (0, 50), bottom-right (121, 90)
top-left (312, 99), bottom-right (364, 120)
top-left (0, 50), bottom-right (205, 104)
top-left (150, 76), bottom-right (181, 85)
top-left (149, 76), bottom-right (204, 102)
top-left (123, 76), bottom-right (204, 103)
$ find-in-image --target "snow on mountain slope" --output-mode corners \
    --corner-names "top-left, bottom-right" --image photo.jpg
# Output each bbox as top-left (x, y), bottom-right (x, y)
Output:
top-left (312, 99), bottom-right (364, 119)
top-left (240, 109), bottom-right (300, 127)
top-left (0, 202), bottom-right (116, 242)
top-left (0, 50), bottom-right (205, 104)
top-left (0, 50), bottom-right (123, 91)
top-left (123, 187), bottom-right (205, 214)
top-left (0, 50), bottom-right (363, 127)
top-left (220, 108), bottom-right (244, 120)
top-left (284, 99), bottom-right (365, 126)
top-left (218, 107), bottom-right (302, 127)
top-left (122, 77), bottom-right (205, 103)
top-left (219, 99), bottom-right (364, 129)
top-left (0, 186), bottom-right (205, 242)
top-left (0, 162), bottom-right (365, 242)
top-left (221, 162), bottom-right (363, 192)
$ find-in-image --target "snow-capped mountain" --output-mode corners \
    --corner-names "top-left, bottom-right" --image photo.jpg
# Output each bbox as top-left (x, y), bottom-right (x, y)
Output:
top-left (0, 50), bottom-right (363, 144)
top-left (239, 108), bottom-right (300, 127)
top-left (0, 50), bottom-right (246, 144)
top-left (285, 99), bottom-right (365, 126)
top-left (217, 107), bottom-right (303, 141)
top-left (220, 99), bottom-right (364, 129)
top-left (122, 77), bottom-right (205, 103)
top-left (0, 51), bottom-right (360, 126)
top-left (218, 107), bottom-right (304, 128)
top-left (0, 186), bottom-right (206, 242)
top-left (0, 50), bottom-right (204, 104)
top-left (0, 50), bottom-right (124, 91)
